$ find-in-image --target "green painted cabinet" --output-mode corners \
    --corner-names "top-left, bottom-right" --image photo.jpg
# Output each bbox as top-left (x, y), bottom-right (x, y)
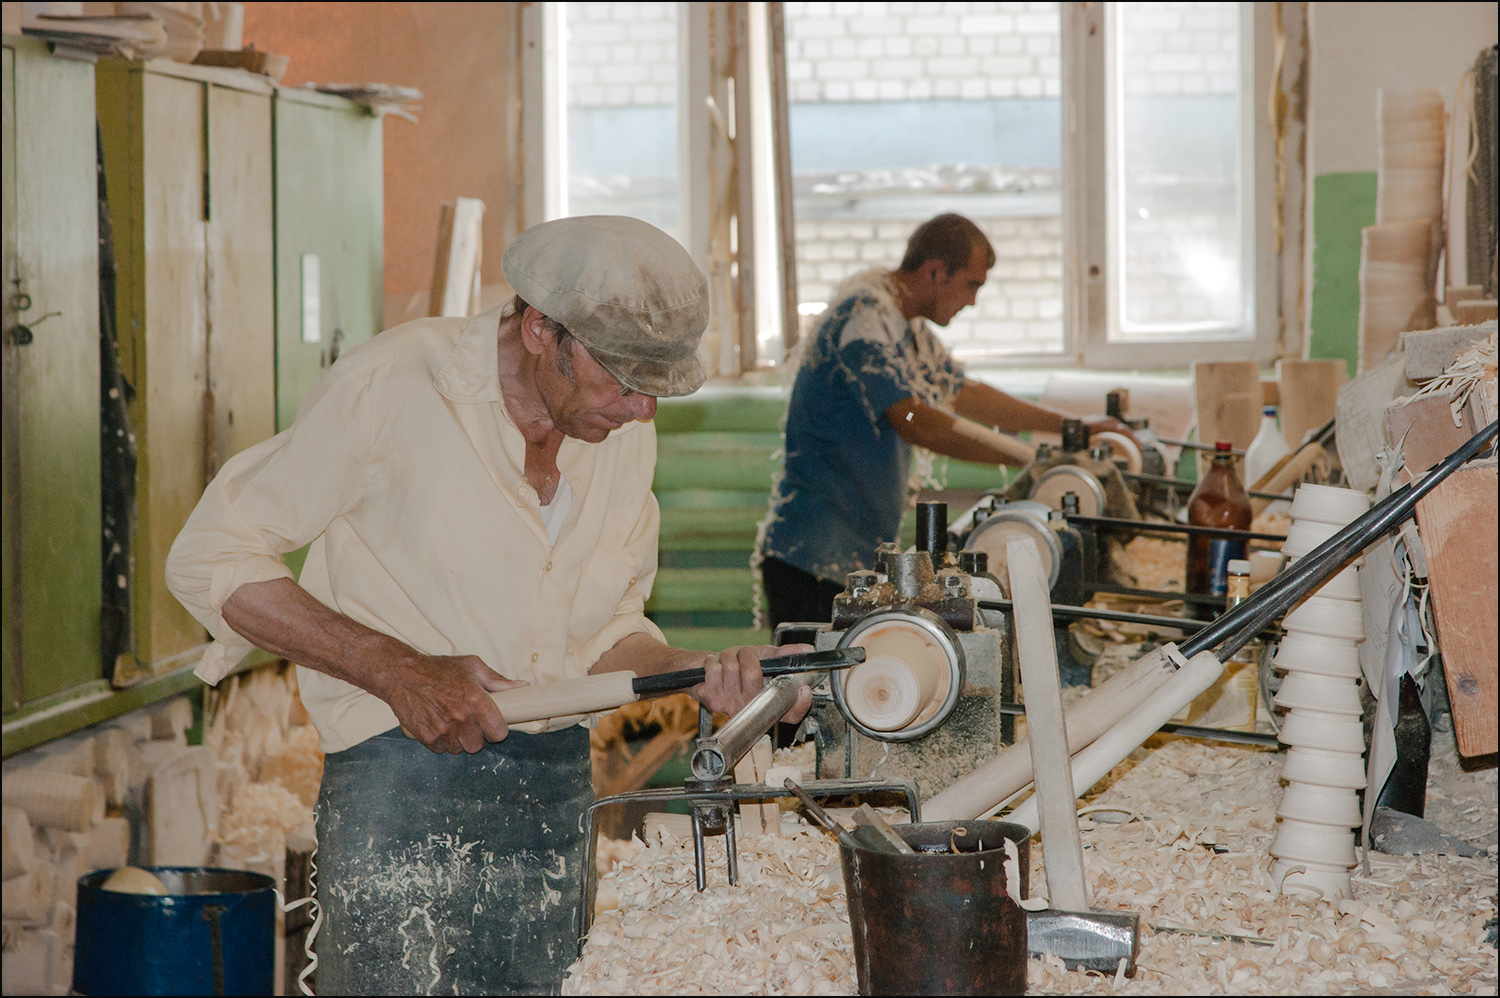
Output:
top-left (96, 57), bottom-right (277, 676)
top-left (272, 86), bottom-right (383, 431)
top-left (1, 36), bottom-right (104, 714)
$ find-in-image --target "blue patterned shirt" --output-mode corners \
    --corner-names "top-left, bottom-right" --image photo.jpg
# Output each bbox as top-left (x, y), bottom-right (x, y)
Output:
top-left (760, 270), bottom-right (966, 583)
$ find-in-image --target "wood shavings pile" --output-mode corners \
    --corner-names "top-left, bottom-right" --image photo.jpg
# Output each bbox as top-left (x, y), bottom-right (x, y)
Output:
top-left (566, 824), bottom-right (852, 996)
top-left (564, 736), bottom-right (1496, 995)
top-left (1114, 533), bottom-right (1187, 593)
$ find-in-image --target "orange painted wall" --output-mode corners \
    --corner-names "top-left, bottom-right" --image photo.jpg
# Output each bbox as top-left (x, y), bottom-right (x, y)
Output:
top-left (241, 2), bottom-right (517, 311)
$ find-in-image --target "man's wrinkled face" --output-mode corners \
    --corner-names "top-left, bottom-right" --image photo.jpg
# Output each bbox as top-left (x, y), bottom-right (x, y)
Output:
top-left (538, 332), bottom-right (657, 443)
top-left (927, 246), bottom-right (990, 326)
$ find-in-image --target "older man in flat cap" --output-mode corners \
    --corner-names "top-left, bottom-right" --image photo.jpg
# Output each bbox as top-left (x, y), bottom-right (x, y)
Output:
top-left (166, 216), bottom-right (810, 995)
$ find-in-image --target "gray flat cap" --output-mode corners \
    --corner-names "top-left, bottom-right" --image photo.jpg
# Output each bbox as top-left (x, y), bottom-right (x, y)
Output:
top-left (502, 215), bottom-right (709, 397)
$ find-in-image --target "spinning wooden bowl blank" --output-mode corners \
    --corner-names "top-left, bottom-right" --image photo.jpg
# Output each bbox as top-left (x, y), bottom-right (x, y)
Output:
top-left (843, 622), bottom-right (950, 732)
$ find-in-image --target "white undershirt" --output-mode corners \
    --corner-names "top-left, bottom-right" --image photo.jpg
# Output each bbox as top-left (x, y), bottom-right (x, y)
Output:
top-left (539, 476), bottom-right (575, 547)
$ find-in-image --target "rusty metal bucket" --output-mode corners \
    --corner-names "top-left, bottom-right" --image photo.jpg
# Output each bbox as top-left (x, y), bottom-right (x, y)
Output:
top-left (839, 819), bottom-right (1030, 996)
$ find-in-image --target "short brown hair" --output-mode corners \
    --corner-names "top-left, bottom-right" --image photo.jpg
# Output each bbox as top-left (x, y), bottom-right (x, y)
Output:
top-left (898, 214), bottom-right (996, 275)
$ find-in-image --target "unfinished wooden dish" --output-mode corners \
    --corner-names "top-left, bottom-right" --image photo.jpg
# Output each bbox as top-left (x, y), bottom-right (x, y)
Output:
top-left (1281, 594), bottom-right (1366, 643)
top-left (1287, 484), bottom-right (1373, 526)
top-left (1280, 518), bottom-right (1366, 560)
top-left (1280, 746), bottom-right (1368, 789)
top-left (1277, 709), bottom-right (1367, 753)
top-left (1270, 816), bottom-right (1359, 867)
top-left (1272, 632), bottom-right (1363, 678)
top-left (1273, 672), bottom-right (1363, 715)
top-left (1302, 561), bottom-right (1362, 602)
top-left (1276, 783), bottom-right (1364, 827)
top-left (1271, 858), bottom-right (1353, 900)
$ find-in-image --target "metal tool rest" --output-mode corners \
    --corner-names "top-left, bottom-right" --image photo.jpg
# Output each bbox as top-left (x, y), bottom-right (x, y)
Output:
top-left (581, 679), bottom-right (920, 934)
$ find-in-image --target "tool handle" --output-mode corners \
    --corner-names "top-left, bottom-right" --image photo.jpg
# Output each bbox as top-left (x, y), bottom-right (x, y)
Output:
top-left (629, 647), bottom-right (865, 696)
top-left (488, 670), bottom-right (641, 724)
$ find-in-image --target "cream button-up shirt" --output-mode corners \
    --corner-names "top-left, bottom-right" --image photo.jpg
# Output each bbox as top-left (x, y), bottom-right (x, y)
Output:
top-left (166, 306), bottom-right (665, 753)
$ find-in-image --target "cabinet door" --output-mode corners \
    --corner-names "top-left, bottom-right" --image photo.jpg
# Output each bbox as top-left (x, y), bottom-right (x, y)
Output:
top-left (273, 90), bottom-right (383, 431)
top-left (134, 69), bottom-right (210, 670)
top-left (206, 82), bottom-right (274, 468)
top-left (1, 38), bottom-right (102, 712)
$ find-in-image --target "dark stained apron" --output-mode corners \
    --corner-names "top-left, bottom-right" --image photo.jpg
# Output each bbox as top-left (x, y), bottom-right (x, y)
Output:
top-left (314, 725), bottom-right (593, 996)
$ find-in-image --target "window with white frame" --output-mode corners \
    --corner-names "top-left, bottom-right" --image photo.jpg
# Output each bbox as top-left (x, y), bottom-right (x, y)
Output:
top-left (527, 1), bottom-right (1275, 370)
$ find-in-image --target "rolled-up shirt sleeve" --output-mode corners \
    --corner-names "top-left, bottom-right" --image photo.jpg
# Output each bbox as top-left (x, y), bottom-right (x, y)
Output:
top-left (166, 366), bottom-right (372, 685)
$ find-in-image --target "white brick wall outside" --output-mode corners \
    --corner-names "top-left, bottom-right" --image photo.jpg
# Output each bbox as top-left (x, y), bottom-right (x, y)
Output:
top-left (794, 213), bottom-right (1066, 357)
top-left (566, 2), bottom-right (1238, 109)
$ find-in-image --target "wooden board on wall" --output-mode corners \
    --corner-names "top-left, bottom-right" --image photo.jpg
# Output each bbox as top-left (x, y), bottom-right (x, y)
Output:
top-left (1277, 358), bottom-right (1345, 448)
top-left (1414, 462), bottom-right (1499, 758)
top-left (1193, 361), bottom-right (1261, 453)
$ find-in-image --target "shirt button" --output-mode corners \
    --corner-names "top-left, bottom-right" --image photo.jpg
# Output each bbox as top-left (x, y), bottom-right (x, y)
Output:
top-left (546, 561), bottom-right (553, 571)
top-left (628, 577), bottom-right (637, 587)
top-left (517, 485), bottom-right (534, 505)
top-left (531, 652), bottom-right (539, 663)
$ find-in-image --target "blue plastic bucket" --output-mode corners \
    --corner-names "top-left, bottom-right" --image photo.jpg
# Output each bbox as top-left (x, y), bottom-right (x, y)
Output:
top-left (73, 867), bottom-right (276, 996)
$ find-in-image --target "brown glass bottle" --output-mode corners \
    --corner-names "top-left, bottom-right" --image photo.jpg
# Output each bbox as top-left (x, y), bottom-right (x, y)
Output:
top-left (1185, 441), bottom-right (1252, 620)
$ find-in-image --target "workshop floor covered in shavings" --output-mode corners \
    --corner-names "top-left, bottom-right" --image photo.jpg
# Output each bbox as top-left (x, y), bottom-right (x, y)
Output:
top-left (563, 735), bottom-right (1498, 996)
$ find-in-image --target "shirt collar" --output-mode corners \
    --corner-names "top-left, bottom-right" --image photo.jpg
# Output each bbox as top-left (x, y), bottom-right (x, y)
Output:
top-left (434, 305), bottom-right (508, 404)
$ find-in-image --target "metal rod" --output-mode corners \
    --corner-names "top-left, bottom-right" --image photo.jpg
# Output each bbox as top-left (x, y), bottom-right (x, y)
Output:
top-left (1123, 470), bottom-right (1294, 503)
top-left (1158, 438), bottom-right (1247, 455)
top-left (1066, 514), bottom-right (1287, 542)
top-left (630, 647), bottom-right (864, 696)
top-left (977, 598), bottom-right (1282, 641)
top-left (989, 700), bottom-right (1280, 748)
top-left (1181, 421), bottom-right (1497, 661)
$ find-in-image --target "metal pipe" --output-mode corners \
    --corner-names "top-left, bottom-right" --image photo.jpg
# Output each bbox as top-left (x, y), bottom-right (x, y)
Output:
top-left (1182, 421), bottom-right (1497, 661)
top-left (916, 501), bottom-right (947, 558)
top-left (1122, 470), bottom-right (1294, 503)
top-left (976, 598), bottom-right (1280, 641)
top-left (1065, 514), bottom-right (1288, 542)
top-left (690, 673), bottom-right (815, 781)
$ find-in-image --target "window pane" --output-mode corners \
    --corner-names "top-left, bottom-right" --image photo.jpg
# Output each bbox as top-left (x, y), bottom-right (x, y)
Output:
top-left (1114, 2), bottom-right (1245, 338)
top-left (565, 2), bottom-right (680, 240)
top-left (785, 1), bottom-right (1065, 358)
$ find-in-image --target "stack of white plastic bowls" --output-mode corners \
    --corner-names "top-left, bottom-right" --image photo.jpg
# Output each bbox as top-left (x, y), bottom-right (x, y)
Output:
top-left (1269, 484), bottom-right (1372, 898)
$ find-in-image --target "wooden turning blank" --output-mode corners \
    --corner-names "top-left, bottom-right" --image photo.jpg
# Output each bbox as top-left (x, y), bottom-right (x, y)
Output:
top-left (844, 623), bottom-right (948, 732)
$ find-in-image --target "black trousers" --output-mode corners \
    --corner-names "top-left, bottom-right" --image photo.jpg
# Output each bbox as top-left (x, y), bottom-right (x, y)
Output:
top-left (761, 556), bottom-right (846, 633)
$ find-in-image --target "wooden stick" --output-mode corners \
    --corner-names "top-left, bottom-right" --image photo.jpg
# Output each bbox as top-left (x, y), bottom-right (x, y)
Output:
top-left (1007, 651), bottom-right (1226, 833)
top-left (1008, 535), bottom-right (1090, 912)
top-left (924, 644), bottom-right (1181, 821)
top-left (1251, 442), bottom-right (1327, 515)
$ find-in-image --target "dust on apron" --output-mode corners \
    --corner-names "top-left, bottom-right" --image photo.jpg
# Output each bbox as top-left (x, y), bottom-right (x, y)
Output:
top-left (314, 725), bottom-right (592, 996)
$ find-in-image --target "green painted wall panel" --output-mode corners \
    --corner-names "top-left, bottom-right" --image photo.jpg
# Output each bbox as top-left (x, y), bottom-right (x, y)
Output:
top-left (1309, 172), bottom-right (1377, 379)
top-left (3, 37), bottom-right (103, 710)
top-left (272, 91), bottom-right (382, 431)
top-left (645, 567), bottom-right (756, 613)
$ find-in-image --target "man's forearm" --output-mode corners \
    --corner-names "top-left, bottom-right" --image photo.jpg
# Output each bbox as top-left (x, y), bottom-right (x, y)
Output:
top-left (221, 577), bottom-right (417, 702)
top-left (886, 397), bottom-right (1036, 467)
top-left (952, 382), bottom-right (1069, 435)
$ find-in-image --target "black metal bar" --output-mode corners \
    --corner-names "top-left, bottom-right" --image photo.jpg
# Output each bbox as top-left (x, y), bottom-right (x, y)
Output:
top-left (1090, 581), bottom-right (1228, 608)
top-left (1158, 438), bottom-right (1247, 455)
top-left (1181, 421), bottom-right (1498, 661)
top-left (1123, 470), bottom-right (1294, 503)
top-left (988, 700), bottom-right (1280, 747)
top-left (979, 599), bottom-right (1203, 632)
top-left (629, 647), bottom-right (866, 696)
top-left (1066, 514), bottom-right (1287, 542)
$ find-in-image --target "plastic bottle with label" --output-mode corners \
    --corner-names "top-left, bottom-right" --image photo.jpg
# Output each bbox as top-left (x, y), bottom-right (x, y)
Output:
top-left (1185, 441), bottom-right (1252, 620)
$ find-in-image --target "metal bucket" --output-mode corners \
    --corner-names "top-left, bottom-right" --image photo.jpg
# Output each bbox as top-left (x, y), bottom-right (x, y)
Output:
top-left (73, 867), bottom-right (276, 996)
top-left (840, 820), bottom-right (1030, 996)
